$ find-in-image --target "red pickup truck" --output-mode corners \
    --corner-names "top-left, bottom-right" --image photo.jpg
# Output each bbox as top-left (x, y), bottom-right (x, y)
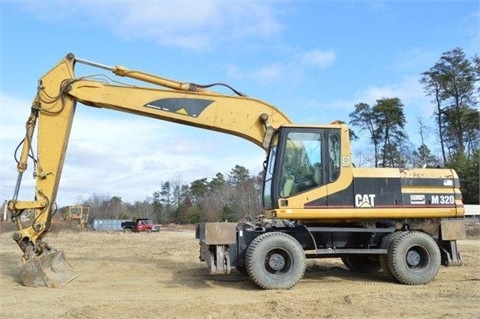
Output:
top-left (121, 218), bottom-right (156, 232)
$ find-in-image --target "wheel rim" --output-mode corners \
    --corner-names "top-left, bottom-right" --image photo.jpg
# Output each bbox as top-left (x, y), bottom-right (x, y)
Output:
top-left (265, 249), bottom-right (291, 274)
top-left (405, 245), bottom-right (429, 269)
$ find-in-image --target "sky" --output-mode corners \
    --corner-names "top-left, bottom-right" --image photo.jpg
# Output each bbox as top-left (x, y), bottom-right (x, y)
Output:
top-left (0, 0), bottom-right (478, 207)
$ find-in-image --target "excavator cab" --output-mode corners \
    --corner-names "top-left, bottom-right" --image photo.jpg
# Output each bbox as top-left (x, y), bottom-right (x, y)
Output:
top-left (262, 125), bottom-right (346, 211)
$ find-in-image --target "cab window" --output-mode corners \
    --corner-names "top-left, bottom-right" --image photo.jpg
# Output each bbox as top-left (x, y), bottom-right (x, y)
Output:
top-left (328, 131), bottom-right (341, 182)
top-left (280, 131), bottom-right (322, 197)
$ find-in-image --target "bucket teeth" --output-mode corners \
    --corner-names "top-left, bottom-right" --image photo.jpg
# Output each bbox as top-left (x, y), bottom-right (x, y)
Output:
top-left (20, 249), bottom-right (77, 288)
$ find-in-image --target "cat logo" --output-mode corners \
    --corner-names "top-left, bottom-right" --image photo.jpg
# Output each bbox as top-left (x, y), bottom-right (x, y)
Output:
top-left (355, 194), bottom-right (376, 208)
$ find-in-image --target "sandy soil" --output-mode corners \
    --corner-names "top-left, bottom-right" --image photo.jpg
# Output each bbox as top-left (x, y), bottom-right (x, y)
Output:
top-left (0, 229), bottom-right (479, 319)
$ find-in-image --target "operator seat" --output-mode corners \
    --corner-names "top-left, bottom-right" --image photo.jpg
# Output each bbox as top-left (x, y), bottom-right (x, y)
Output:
top-left (312, 163), bottom-right (322, 186)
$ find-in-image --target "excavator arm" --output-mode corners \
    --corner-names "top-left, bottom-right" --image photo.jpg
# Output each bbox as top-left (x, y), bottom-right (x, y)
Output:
top-left (8, 53), bottom-right (291, 287)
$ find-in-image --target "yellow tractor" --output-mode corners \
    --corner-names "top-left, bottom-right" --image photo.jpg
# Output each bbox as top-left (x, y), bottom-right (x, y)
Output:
top-left (64, 206), bottom-right (89, 230)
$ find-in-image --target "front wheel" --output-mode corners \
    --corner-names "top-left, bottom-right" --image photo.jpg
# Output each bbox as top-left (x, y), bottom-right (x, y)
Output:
top-left (245, 232), bottom-right (306, 289)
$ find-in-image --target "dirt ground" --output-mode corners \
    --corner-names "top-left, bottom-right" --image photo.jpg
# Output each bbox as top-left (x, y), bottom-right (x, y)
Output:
top-left (0, 228), bottom-right (479, 319)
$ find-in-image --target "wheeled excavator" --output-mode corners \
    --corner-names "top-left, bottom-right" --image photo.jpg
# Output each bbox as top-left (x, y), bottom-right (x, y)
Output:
top-left (8, 53), bottom-right (466, 289)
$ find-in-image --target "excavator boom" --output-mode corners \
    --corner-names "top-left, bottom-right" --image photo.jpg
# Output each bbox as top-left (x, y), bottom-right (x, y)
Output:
top-left (8, 53), bottom-right (291, 287)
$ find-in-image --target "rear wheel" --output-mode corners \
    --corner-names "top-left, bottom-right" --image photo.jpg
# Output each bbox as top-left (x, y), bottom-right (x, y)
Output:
top-left (246, 232), bottom-right (306, 289)
top-left (388, 231), bottom-right (440, 285)
top-left (342, 255), bottom-right (381, 273)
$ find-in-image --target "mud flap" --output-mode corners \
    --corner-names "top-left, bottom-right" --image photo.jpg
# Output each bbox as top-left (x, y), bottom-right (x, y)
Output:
top-left (20, 249), bottom-right (77, 288)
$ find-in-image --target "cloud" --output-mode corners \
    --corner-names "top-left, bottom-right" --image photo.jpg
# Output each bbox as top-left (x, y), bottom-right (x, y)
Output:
top-left (227, 63), bottom-right (287, 85)
top-left (224, 63), bottom-right (283, 85)
top-left (0, 95), bottom-right (35, 201)
top-left (0, 95), bottom-right (32, 138)
top-left (353, 75), bottom-right (429, 111)
top-left (16, 1), bottom-right (284, 51)
top-left (225, 48), bottom-right (336, 85)
top-left (299, 49), bottom-right (336, 68)
top-left (298, 74), bottom-right (432, 127)
top-left (291, 75), bottom-right (427, 117)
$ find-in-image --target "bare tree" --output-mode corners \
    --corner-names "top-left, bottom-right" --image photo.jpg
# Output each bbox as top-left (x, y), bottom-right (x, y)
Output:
top-left (420, 47), bottom-right (478, 162)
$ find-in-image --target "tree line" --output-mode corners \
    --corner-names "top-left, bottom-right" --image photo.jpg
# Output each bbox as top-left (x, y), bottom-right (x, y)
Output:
top-left (74, 47), bottom-right (479, 224)
top-left (349, 48), bottom-right (478, 203)
top-left (78, 165), bottom-right (262, 225)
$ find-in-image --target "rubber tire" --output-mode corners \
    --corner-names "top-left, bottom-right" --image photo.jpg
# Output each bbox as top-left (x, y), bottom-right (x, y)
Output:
top-left (245, 232), bottom-right (306, 290)
top-left (388, 231), bottom-right (441, 285)
top-left (341, 255), bottom-right (381, 274)
top-left (379, 231), bottom-right (404, 279)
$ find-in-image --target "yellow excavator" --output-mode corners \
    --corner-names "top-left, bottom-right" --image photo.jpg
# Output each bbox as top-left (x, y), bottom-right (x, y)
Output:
top-left (8, 53), bottom-right (465, 289)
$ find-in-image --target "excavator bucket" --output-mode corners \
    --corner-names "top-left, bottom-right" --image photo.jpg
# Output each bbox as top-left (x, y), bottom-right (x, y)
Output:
top-left (20, 249), bottom-right (77, 288)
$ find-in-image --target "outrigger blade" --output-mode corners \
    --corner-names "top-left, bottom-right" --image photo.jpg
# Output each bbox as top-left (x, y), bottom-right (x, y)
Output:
top-left (20, 249), bottom-right (77, 288)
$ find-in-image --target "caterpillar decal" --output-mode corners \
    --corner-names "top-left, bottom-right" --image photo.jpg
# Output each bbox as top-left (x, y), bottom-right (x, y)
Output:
top-left (355, 194), bottom-right (376, 207)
